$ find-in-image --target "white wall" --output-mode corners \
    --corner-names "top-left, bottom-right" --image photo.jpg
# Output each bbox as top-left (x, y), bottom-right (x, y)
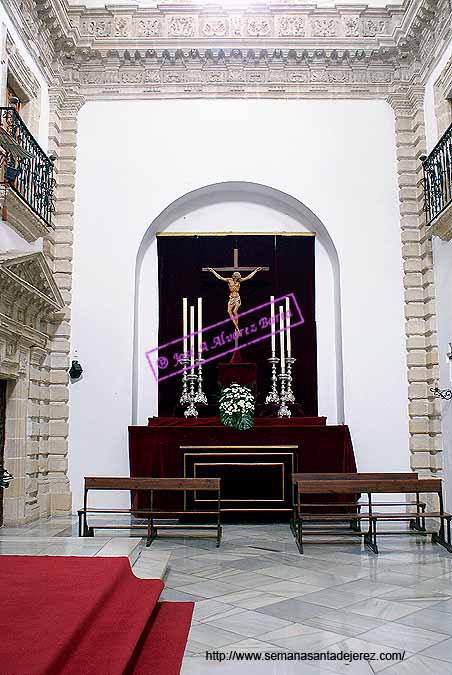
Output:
top-left (424, 38), bottom-right (452, 151)
top-left (0, 3), bottom-right (50, 253)
top-left (70, 98), bottom-right (408, 509)
top-left (425, 34), bottom-right (452, 509)
top-left (0, 220), bottom-right (41, 252)
top-left (0, 2), bottom-right (49, 149)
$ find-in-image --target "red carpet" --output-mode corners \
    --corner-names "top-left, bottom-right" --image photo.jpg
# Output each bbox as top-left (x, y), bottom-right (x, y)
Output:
top-left (0, 556), bottom-right (193, 675)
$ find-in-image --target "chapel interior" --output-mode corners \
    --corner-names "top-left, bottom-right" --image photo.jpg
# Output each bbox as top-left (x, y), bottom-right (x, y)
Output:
top-left (1, 0), bottom-right (452, 673)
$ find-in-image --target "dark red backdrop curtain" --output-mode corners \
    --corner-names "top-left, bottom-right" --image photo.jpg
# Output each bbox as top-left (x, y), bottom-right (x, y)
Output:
top-left (157, 234), bottom-right (317, 416)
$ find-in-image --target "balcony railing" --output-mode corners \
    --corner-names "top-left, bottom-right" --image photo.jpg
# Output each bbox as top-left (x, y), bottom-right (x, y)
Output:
top-left (423, 122), bottom-right (452, 227)
top-left (0, 107), bottom-right (54, 226)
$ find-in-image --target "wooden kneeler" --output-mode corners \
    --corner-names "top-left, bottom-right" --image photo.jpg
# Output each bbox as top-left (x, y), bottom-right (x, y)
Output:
top-left (78, 477), bottom-right (222, 547)
top-left (295, 477), bottom-right (451, 554)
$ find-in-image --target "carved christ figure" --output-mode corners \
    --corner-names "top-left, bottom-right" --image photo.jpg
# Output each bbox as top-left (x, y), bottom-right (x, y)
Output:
top-left (207, 267), bottom-right (263, 331)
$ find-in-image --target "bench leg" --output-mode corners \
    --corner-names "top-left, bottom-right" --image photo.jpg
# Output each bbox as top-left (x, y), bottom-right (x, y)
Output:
top-left (216, 525), bottom-right (222, 548)
top-left (296, 518), bottom-right (304, 554)
top-left (432, 517), bottom-right (452, 553)
top-left (81, 513), bottom-right (94, 538)
top-left (78, 511), bottom-right (82, 537)
top-left (364, 519), bottom-right (378, 554)
top-left (350, 504), bottom-right (362, 533)
top-left (146, 517), bottom-right (157, 547)
top-left (410, 505), bottom-right (427, 532)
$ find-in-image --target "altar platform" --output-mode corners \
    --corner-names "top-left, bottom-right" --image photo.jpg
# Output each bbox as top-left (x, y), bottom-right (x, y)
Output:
top-left (128, 417), bottom-right (356, 519)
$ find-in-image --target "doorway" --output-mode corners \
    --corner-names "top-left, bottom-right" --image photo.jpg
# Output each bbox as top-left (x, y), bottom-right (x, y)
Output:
top-left (0, 379), bottom-right (7, 526)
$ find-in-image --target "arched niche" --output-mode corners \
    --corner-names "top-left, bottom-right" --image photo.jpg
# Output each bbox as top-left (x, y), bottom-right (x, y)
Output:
top-left (133, 182), bottom-right (344, 425)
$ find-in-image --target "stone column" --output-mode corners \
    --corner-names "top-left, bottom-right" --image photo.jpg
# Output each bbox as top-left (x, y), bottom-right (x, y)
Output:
top-left (389, 92), bottom-right (442, 476)
top-left (44, 89), bottom-right (85, 515)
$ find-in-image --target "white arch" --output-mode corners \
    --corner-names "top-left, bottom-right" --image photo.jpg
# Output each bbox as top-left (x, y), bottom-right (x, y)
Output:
top-left (132, 181), bottom-right (344, 424)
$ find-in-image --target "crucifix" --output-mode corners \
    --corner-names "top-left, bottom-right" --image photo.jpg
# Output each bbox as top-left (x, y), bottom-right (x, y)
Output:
top-left (203, 248), bottom-right (269, 332)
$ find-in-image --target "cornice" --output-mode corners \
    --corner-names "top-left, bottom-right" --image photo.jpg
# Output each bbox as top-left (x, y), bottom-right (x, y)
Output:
top-left (0, 0), bottom-right (450, 100)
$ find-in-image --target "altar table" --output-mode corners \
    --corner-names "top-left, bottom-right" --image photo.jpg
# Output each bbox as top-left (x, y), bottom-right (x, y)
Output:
top-left (128, 418), bottom-right (356, 518)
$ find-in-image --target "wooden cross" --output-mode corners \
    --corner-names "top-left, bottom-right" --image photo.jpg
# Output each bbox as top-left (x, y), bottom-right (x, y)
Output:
top-left (202, 248), bottom-right (270, 274)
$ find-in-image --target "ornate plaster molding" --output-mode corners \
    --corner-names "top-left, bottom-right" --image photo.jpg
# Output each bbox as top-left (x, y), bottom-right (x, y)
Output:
top-left (0, 0), bottom-right (451, 100)
top-left (0, 251), bottom-right (65, 313)
top-left (5, 30), bottom-right (40, 100)
top-left (427, 203), bottom-right (452, 242)
top-left (0, 185), bottom-right (50, 242)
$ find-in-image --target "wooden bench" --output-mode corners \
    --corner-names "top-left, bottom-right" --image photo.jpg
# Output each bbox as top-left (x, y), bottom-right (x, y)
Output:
top-left (291, 472), bottom-right (425, 534)
top-left (78, 477), bottom-right (222, 547)
top-left (294, 477), bottom-right (451, 554)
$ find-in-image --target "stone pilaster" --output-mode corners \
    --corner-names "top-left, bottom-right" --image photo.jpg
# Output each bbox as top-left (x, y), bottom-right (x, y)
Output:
top-left (389, 91), bottom-right (442, 476)
top-left (43, 89), bottom-right (85, 515)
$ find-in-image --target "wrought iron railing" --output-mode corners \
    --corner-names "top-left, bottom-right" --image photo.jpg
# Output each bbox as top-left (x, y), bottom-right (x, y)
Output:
top-left (422, 122), bottom-right (452, 227)
top-left (0, 107), bottom-right (54, 226)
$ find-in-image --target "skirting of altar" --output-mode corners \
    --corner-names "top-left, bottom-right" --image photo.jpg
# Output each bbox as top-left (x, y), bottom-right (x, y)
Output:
top-left (128, 417), bottom-right (357, 519)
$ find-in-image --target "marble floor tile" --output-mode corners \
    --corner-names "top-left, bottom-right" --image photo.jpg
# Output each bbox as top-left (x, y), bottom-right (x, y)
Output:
top-left (383, 586), bottom-right (450, 608)
top-left (188, 622), bottom-right (250, 648)
top-left (208, 571), bottom-right (283, 589)
top-left (181, 656), bottom-right (333, 674)
top-left (258, 563), bottom-right (320, 580)
top-left (207, 609), bottom-right (292, 638)
top-left (256, 597), bottom-right (334, 623)
top-left (359, 622), bottom-right (449, 653)
top-left (381, 654), bottom-right (452, 675)
top-left (214, 637), bottom-right (287, 652)
top-left (0, 542), bottom-right (47, 554)
top-left (166, 571), bottom-right (207, 588)
top-left (180, 579), bottom-right (245, 599)
top-left (228, 558), bottom-right (277, 572)
top-left (412, 578), bottom-right (452, 596)
top-left (419, 635), bottom-right (452, 663)
top-left (300, 588), bottom-right (370, 610)
top-left (215, 590), bottom-right (288, 610)
top-left (432, 599), bottom-right (452, 615)
top-left (344, 597), bottom-right (424, 621)
top-left (193, 600), bottom-right (242, 623)
top-left (302, 609), bottom-right (386, 638)
top-left (395, 607), bottom-right (452, 635)
top-left (333, 579), bottom-right (407, 598)
top-left (365, 571), bottom-right (419, 588)
top-left (259, 622), bottom-right (347, 652)
top-left (159, 587), bottom-right (203, 602)
top-left (321, 636), bottom-right (411, 675)
top-left (258, 579), bottom-right (324, 599)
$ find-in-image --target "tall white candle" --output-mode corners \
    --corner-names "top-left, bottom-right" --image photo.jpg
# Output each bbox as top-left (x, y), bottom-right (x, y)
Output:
top-left (270, 295), bottom-right (275, 354)
top-left (182, 297), bottom-right (188, 356)
top-left (190, 305), bottom-right (195, 367)
top-left (197, 297), bottom-right (202, 357)
top-left (279, 305), bottom-right (285, 374)
top-left (285, 296), bottom-right (291, 358)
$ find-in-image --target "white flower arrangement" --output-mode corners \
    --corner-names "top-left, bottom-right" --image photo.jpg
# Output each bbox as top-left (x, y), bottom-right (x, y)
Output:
top-left (219, 383), bottom-right (255, 431)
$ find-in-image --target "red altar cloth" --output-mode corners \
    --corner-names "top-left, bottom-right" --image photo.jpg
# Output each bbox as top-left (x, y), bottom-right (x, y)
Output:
top-left (147, 416), bottom-right (327, 428)
top-left (129, 418), bottom-right (355, 482)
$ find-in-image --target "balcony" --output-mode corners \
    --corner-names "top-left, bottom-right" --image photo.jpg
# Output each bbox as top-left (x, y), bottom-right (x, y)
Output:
top-left (0, 106), bottom-right (54, 241)
top-left (422, 122), bottom-right (452, 240)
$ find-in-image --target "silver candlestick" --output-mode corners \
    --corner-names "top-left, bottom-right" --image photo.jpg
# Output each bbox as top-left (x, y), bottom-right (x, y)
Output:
top-left (278, 373), bottom-right (291, 417)
top-left (179, 356), bottom-right (191, 405)
top-left (265, 354), bottom-right (280, 405)
top-left (285, 356), bottom-right (296, 404)
top-left (194, 357), bottom-right (208, 405)
top-left (184, 371), bottom-right (199, 417)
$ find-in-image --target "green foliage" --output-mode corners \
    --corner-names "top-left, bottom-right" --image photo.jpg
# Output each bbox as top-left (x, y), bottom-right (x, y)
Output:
top-left (219, 383), bottom-right (255, 431)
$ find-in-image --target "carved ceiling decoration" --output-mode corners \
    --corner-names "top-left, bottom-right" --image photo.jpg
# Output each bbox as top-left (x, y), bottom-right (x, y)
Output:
top-left (0, 0), bottom-right (450, 100)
